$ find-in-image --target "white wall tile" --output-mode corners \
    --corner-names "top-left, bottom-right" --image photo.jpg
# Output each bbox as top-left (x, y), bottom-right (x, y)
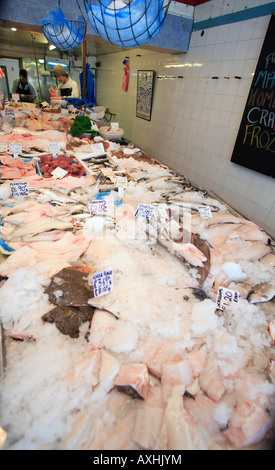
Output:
top-left (96, 0), bottom-right (275, 238)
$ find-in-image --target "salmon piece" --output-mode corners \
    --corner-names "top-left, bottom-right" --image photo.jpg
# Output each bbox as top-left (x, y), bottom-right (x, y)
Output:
top-left (102, 409), bottom-right (139, 450)
top-left (147, 341), bottom-right (181, 378)
top-left (199, 358), bottom-right (226, 402)
top-left (88, 309), bottom-right (118, 350)
top-left (161, 359), bottom-right (194, 401)
top-left (187, 349), bottom-right (207, 377)
top-left (63, 349), bottom-right (102, 386)
top-left (113, 363), bottom-right (149, 399)
top-left (223, 399), bottom-right (273, 448)
top-left (184, 394), bottom-right (221, 435)
top-left (98, 350), bottom-right (120, 392)
top-left (133, 404), bottom-right (164, 449)
top-left (144, 385), bottom-right (166, 409)
top-left (164, 386), bottom-right (207, 450)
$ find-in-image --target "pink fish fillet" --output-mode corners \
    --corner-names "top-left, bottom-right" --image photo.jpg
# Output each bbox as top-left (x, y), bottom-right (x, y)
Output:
top-left (146, 341), bottom-right (182, 378)
top-left (211, 241), bottom-right (271, 266)
top-left (102, 409), bottom-right (139, 450)
top-left (133, 404), bottom-right (164, 449)
top-left (199, 358), bottom-right (226, 402)
top-left (184, 394), bottom-right (222, 435)
top-left (113, 363), bottom-right (149, 399)
top-left (223, 399), bottom-right (273, 448)
top-left (63, 349), bottom-right (102, 387)
top-left (161, 359), bottom-right (194, 401)
top-left (192, 212), bottom-right (258, 230)
top-left (164, 386), bottom-right (207, 450)
top-left (88, 309), bottom-right (118, 350)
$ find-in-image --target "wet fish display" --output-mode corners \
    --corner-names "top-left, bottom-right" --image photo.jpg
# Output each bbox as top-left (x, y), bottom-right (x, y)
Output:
top-left (0, 120), bottom-right (274, 451)
top-left (247, 282), bottom-right (275, 304)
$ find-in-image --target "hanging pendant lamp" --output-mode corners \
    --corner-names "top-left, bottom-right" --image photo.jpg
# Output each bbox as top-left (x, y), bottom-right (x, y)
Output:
top-left (40, 1), bottom-right (87, 51)
top-left (84, 0), bottom-right (171, 48)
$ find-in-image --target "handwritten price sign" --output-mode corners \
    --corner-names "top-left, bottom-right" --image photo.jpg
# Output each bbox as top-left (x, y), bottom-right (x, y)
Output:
top-left (216, 287), bottom-right (239, 311)
top-left (93, 269), bottom-right (113, 297)
top-left (9, 143), bottom-right (22, 159)
top-left (10, 182), bottom-right (29, 198)
top-left (89, 199), bottom-right (108, 215)
top-left (135, 203), bottom-right (156, 220)
top-left (48, 143), bottom-right (60, 156)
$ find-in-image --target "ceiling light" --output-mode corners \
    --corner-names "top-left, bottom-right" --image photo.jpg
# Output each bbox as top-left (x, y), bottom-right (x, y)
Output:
top-left (49, 44), bottom-right (56, 50)
top-left (38, 59), bottom-right (44, 63)
top-left (11, 28), bottom-right (17, 31)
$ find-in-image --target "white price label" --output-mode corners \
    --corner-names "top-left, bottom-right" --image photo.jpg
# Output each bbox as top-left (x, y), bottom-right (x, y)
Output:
top-left (9, 143), bottom-right (22, 159)
top-left (216, 287), bottom-right (239, 311)
top-left (5, 110), bottom-right (15, 119)
top-left (93, 269), bottom-right (114, 297)
top-left (90, 143), bottom-right (105, 156)
top-left (115, 176), bottom-right (128, 188)
top-left (10, 182), bottom-right (29, 198)
top-left (48, 143), bottom-right (60, 156)
top-left (0, 143), bottom-right (7, 153)
top-left (111, 122), bottom-right (119, 130)
top-left (91, 122), bottom-right (99, 131)
top-left (51, 167), bottom-right (68, 179)
top-left (101, 167), bottom-right (116, 182)
top-left (2, 122), bottom-right (13, 134)
top-left (12, 93), bottom-right (20, 102)
top-left (135, 203), bottom-right (156, 220)
top-left (89, 199), bottom-right (108, 215)
top-left (198, 206), bottom-right (213, 219)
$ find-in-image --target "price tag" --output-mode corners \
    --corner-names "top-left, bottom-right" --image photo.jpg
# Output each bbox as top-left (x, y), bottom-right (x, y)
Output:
top-left (90, 143), bottom-right (105, 156)
top-left (5, 110), bottom-right (15, 119)
top-left (0, 143), bottom-right (7, 153)
top-left (93, 269), bottom-right (114, 297)
top-left (51, 167), bottom-right (68, 179)
top-left (111, 122), bottom-right (119, 130)
top-left (198, 205), bottom-right (213, 219)
top-left (135, 203), bottom-right (156, 220)
top-left (101, 167), bottom-right (116, 182)
top-left (9, 143), bottom-right (22, 159)
top-left (216, 287), bottom-right (239, 311)
top-left (91, 122), bottom-right (99, 131)
top-left (10, 182), bottom-right (29, 198)
top-left (1, 122), bottom-right (13, 134)
top-left (48, 143), bottom-right (60, 156)
top-left (115, 176), bottom-right (128, 188)
top-left (12, 93), bottom-right (20, 102)
top-left (89, 199), bottom-right (108, 215)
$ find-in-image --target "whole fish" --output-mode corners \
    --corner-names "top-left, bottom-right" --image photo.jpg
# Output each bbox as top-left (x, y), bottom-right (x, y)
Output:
top-left (167, 200), bottom-right (220, 212)
top-left (30, 188), bottom-right (77, 204)
top-left (146, 176), bottom-right (172, 187)
top-left (247, 282), bottom-right (275, 304)
top-left (6, 218), bottom-right (73, 241)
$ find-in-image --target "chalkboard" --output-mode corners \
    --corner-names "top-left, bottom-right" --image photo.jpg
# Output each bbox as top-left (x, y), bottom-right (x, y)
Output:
top-left (231, 14), bottom-right (275, 178)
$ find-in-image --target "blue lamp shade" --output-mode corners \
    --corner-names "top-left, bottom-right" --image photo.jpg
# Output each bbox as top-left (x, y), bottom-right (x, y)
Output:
top-left (84, 0), bottom-right (171, 48)
top-left (41, 6), bottom-right (87, 51)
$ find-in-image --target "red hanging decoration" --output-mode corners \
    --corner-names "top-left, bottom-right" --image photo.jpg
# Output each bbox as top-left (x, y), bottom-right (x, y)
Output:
top-left (122, 59), bottom-right (130, 92)
top-left (0, 67), bottom-right (5, 78)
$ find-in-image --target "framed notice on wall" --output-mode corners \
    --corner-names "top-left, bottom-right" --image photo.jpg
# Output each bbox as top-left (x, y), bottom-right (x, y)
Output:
top-left (136, 70), bottom-right (154, 121)
top-left (231, 14), bottom-right (275, 178)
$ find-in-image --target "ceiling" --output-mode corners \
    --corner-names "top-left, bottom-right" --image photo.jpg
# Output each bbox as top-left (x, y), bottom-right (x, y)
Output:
top-left (0, 23), bottom-right (123, 60)
top-left (0, 1), bottom-right (212, 60)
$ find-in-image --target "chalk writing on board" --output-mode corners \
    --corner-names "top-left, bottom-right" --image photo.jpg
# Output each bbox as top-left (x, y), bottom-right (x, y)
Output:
top-left (231, 15), bottom-right (275, 178)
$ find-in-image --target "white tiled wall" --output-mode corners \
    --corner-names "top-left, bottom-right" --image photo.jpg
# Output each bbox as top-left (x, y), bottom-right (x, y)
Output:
top-left (96, 0), bottom-right (275, 238)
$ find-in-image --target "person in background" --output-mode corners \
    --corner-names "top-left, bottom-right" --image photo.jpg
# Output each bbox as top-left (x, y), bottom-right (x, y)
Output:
top-left (53, 65), bottom-right (80, 98)
top-left (11, 69), bottom-right (37, 102)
